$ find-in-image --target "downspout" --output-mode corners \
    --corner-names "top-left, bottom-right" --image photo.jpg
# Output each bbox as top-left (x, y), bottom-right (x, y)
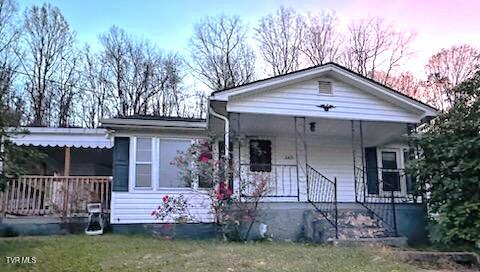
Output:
top-left (208, 107), bottom-right (229, 162)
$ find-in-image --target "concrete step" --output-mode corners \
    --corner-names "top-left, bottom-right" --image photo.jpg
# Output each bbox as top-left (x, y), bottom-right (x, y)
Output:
top-left (335, 226), bottom-right (387, 239)
top-left (303, 209), bottom-right (395, 242)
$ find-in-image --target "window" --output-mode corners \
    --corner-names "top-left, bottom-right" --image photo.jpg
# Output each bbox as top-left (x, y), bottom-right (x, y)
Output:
top-left (158, 139), bottom-right (191, 188)
top-left (381, 151), bottom-right (400, 191)
top-left (135, 138), bottom-right (152, 187)
top-left (249, 139), bottom-right (271, 172)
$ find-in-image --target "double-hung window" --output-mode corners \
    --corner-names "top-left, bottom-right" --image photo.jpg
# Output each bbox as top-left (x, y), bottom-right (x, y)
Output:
top-left (381, 151), bottom-right (401, 192)
top-left (135, 138), bottom-right (153, 188)
top-left (132, 137), bottom-right (193, 189)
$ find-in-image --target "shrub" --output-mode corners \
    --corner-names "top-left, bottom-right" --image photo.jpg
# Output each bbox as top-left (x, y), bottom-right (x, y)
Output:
top-left (411, 70), bottom-right (480, 246)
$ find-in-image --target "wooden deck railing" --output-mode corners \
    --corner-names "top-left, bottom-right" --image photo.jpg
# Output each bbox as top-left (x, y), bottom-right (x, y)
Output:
top-left (0, 176), bottom-right (112, 217)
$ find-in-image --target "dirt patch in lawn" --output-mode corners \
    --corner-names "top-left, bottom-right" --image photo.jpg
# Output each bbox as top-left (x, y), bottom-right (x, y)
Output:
top-left (395, 251), bottom-right (480, 272)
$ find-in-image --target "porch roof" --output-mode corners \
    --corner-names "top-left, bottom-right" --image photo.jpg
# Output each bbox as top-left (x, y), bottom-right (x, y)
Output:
top-left (8, 127), bottom-right (112, 149)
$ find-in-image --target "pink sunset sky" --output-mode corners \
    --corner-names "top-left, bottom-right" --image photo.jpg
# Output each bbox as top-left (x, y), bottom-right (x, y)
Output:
top-left (19, 0), bottom-right (480, 78)
top-left (326, 0), bottom-right (480, 76)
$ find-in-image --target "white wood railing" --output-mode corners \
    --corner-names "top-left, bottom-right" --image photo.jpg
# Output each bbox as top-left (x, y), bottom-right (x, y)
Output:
top-left (0, 176), bottom-right (112, 217)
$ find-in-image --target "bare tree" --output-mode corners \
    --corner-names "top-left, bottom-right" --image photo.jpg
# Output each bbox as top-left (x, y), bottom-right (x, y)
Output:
top-left (256, 7), bottom-right (304, 76)
top-left (374, 71), bottom-right (424, 99)
top-left (21, 3), bottom-right (75, 126)
top-left (101, 26), bottom-right (150, 116)
top-left (301, 11), bottom-right (341, 66)
top-left (0, 0), bottom-right (22, 125)
top-left (80, 46), bottom-right (113, 127)
top-left (424, 44), bottom-right (480, 109)
top-left (340, 17), bottom-right (414, 84)
top-left (100, 26), bottom-right (187, 117)
top-left (420, 77), bottom-right (449, 112)
top-left (151, 53), bottom-right (184, 116)
top-left (53, 46), bottom-right (83, 127)
top-left (192, 89), bottom-right (207, 118)
top-left (189, 15), bottom-right (255, 91)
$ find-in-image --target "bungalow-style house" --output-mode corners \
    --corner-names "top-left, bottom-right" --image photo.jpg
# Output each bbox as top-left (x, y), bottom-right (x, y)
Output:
top-left (101, 63), bottom-right (437, 244)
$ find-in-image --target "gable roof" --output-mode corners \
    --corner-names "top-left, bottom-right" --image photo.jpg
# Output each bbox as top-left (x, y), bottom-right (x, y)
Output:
top-left (210, 62), bottom-right (438, 117)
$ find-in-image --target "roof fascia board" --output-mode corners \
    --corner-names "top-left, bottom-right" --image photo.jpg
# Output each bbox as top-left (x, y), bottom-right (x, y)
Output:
top-left (7, 127), bottom-right (107, 136)
top-left (100, 118), bottom-right (207, 129)
top-left (211, 65), bottom-right (332, 101)
top-left (103, 123), bottom-right (207, 131)
top-left (332, 68), bottom-right (438, 116)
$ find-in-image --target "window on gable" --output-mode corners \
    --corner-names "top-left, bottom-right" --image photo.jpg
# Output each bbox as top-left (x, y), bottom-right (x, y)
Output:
top-left (249, 139), bottom-right (272, 172)
top-left (135, 138), bottom-right (152, 188)
top-left (318, 81), bottom-right (333, 95)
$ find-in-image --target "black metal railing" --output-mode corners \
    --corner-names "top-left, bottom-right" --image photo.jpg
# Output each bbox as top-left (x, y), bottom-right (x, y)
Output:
top-left (354, 167), bottom-right (418, 237)
top-left (306, 164), bottom-right (338, 239)
top-left (239, 164), bottom-right (299, 198)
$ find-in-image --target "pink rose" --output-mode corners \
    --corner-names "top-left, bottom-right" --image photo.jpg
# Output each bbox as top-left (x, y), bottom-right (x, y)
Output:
top-left (162, 195), bottom-right (169, 203)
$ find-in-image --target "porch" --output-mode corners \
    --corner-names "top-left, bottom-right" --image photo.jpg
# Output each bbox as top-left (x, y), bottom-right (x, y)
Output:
top-left (218, 113), bottom-right (422, 238)
top-left (1, 128), bottom-right (113, 218)
top-left (0, 176), bottom-right (111, 217)
top-left (227, 113), bottom-right (417, 202)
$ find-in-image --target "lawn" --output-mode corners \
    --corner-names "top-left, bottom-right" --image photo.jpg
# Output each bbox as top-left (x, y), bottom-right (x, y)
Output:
top-left (0, 234), bottom-right (419, 272)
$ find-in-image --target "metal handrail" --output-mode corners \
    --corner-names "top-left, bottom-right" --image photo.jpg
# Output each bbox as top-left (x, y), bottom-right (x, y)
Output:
top-left (354, 166), bottom-right (415, 236)
top-left (306, 164), bottom-right (338, 239)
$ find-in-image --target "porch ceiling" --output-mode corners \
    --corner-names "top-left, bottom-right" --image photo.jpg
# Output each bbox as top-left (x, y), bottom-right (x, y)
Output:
top-left (231, 113), bottom-right (409, 147)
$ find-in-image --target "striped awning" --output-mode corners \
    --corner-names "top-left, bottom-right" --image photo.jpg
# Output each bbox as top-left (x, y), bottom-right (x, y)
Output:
top-left (9, 127), bottom-right (113, 149)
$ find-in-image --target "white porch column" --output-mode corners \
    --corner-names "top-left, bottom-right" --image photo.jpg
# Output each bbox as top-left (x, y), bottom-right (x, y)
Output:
top-left (294, 117), bottom-right (307, 202)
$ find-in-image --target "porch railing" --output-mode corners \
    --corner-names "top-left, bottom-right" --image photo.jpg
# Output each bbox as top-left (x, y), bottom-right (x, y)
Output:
top-left (0, 176), bottom-right (112, 217)
top-left (354, 167), bottom-right (418, 236)
top-left (239, 164), bottom-right (299, 199)
top-left (306, 164), bottom-right (338, 239)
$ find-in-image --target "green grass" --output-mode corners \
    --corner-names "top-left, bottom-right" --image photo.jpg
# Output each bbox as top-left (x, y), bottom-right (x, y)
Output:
top-left (0, 234), bottom-right (418, 272)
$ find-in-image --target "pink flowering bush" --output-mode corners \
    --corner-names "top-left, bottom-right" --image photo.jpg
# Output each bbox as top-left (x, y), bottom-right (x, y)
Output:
top-left (166, 138), bottom-right (269, 241)
top-left (151, 195), bottom-right (190, 222)
top-left (173, 140), bottom-right (219, 188)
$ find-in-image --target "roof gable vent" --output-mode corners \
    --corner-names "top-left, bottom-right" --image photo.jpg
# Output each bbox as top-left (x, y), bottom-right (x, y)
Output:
top-left (318, 81), bottom-right (333, 95)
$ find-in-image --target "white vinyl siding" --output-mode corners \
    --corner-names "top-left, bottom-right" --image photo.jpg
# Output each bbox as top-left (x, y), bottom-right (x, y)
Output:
top-left (111, 135), bottom-right (213, 224)
top-left (111, 190), bottom-right (214, 224)
top-left (227, 79), bottom-right (421, 123)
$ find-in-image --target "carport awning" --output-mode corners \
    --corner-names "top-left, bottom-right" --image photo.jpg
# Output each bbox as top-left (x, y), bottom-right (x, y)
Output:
top-left (9, 127), bottom-right (113, 149)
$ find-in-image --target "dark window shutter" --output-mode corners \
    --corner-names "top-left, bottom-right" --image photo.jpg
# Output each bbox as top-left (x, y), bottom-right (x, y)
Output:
top-left (113, 137), bottom-right (130, 192)
top-left (249, 140), bottom-right (272, 172)
top-left (365, 147), bottom-right (379, 194)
